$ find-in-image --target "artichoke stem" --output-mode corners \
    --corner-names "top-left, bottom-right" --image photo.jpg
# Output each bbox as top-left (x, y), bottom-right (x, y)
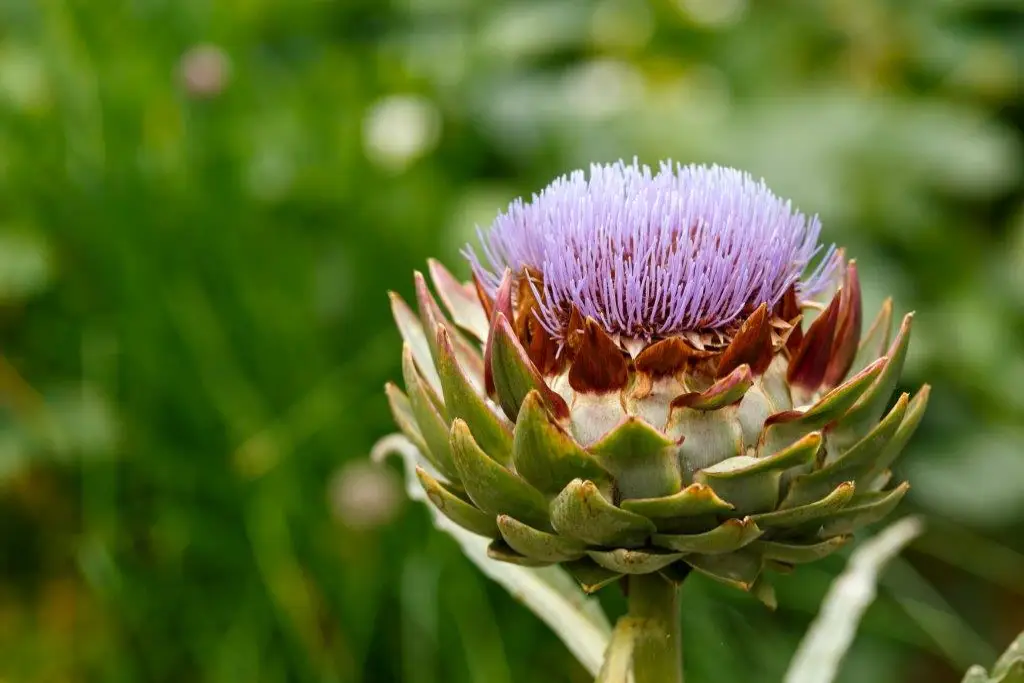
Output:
top-left (627, 573), bottom-right (684, 683)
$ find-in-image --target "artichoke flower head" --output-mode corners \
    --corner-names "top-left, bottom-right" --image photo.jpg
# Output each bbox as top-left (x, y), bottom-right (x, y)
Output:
top-left (386, 160), bottom-right (928, 602)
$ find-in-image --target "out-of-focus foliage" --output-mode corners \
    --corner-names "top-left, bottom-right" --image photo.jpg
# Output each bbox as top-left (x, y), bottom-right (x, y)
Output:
top-left (785, 517), bottom-right (925, 683)
top-left (0, 0), bottom-right (1021, 682)
top-left (961, 631), bottom-right (1024, 683)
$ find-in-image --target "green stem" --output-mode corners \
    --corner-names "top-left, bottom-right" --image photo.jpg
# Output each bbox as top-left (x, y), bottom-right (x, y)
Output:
top-left (628, 573), bottom-right (683, 683)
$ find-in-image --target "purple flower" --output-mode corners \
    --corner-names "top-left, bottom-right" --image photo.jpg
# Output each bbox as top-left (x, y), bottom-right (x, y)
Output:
top-left (466, 159), bottom-right (840, 341)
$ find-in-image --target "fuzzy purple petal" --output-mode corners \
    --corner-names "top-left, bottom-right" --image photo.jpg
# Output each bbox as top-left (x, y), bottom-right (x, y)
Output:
top-left (465, 159), bottom-right (841, 340)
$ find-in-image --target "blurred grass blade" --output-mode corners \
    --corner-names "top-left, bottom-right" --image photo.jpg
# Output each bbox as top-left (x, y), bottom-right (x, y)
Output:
top-left (883, 557), bottom-right (996, 670)
top-left (784, 516), bottom-right (924, 683)
top-left (372, 433), bottom-right (613, 676)
top-left (595, 618), bottom-right (638, 683)
top-left (448, 566), bottom-right (513, 683)
top-left (914, 519), bottom-right (1024, 598)
top-left (401, 552), bottom-right (441, 683)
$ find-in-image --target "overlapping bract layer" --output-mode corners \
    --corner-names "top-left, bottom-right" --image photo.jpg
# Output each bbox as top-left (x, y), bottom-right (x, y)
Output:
top-left (385, 259), bottom-right (928, 604)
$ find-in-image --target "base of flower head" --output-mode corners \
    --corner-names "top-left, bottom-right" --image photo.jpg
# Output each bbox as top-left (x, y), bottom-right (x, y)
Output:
top-left (385, 260), bottom-right (927, 602)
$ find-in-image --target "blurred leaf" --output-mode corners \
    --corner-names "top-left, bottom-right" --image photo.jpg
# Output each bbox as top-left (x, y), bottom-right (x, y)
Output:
top-left (906, 430), bottom-right (1024, 526)
top-left (595, 618), bottom-right (638, 683)
top-left (0, 231), bottom-right (52, 302)
top-left (962, 632), bottom-right (1024, 683)
top-left (477, 1), bottom-right (592, 60)
top-left (882, 557), bottom-right (996, 670)
top-left (785, 517), bottom-right (924, 683)
top-left (37, 384), bottom-right (118, 458)
top-left (0, 381), bottom-right (116, 483)
top-left (0, 428), bottom-right (25, 481)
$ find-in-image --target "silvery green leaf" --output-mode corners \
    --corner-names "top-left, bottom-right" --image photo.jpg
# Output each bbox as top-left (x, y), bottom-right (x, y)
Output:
top-left (992, 632), bottom-right (1024, 680)
top-left (961, 666), bottom-right (990, 683)
top-left (784, 516), bottom-right (924, 683)
top-left (962, 632), bottom-right (1024, 683)
top-left (595, 618), bottom-right (639, 683)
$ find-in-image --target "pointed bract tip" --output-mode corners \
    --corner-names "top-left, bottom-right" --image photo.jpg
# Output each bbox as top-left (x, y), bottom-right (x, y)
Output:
top-left (636, 336), bottom-right (712, 377)
top-left (788, 289), bottom-right (842, 392)
top-left (483, 269), bottom-right (516, 395)
top-left (482, 312), bottom-right (508, 396)
top-left (717, 303), bottom-right (772, 378)
top-left (724, 516), bottom-right (755, 529)
top-left (890, 312), bottom-right (914, 345)
top-left (435, 322), bottom-right (453, 357)
top-left (449, 416), bottom-right (470, 438)
top-left (489, 311), bottom-right (569, 421)
top-left (425, 258), bottom-right (449, 282)
top-left (822, 260), bottom-right (862, 388)
top-left (388, 290), bottom-right (412, 313)
top-left (567, 317), bottom-right (629, 393)
top-left (471, 271), bottom-right (495, 320)
top-left (860, 355), bottom-right (889, 375)
top-left (674, 363), bottom-right (754, 411)
top-left (494, 270), bottom-right (515, 320)
top-left (414, 271), bottom-right (441, 317)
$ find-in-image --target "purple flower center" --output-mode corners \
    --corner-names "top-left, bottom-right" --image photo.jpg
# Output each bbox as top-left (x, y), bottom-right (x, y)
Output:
top-left (466, 159), bottom-right (840, 341)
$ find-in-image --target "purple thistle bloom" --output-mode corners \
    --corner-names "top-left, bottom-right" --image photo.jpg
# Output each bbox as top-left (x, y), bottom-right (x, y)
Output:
top-left (466, 159), bottom-right (841, 341)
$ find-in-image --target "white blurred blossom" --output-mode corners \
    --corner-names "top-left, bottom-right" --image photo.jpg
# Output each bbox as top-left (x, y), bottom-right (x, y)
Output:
top-left (362, 95), bottom-right (442, 171)
top-left (178, 44), bottom-right (231, 99)
top-left (562, 60), bottom-right (646, 121)
top-left (329, 461), bottom-right (403, 531)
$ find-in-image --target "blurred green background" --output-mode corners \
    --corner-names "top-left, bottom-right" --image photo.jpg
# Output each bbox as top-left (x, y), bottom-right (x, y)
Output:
top-left (1, 0), bottom-right (1022, 681)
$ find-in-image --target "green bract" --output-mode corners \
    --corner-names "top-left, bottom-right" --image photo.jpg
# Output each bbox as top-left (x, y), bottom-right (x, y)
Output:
top-left (385, 259), bottom-right (929, 604)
